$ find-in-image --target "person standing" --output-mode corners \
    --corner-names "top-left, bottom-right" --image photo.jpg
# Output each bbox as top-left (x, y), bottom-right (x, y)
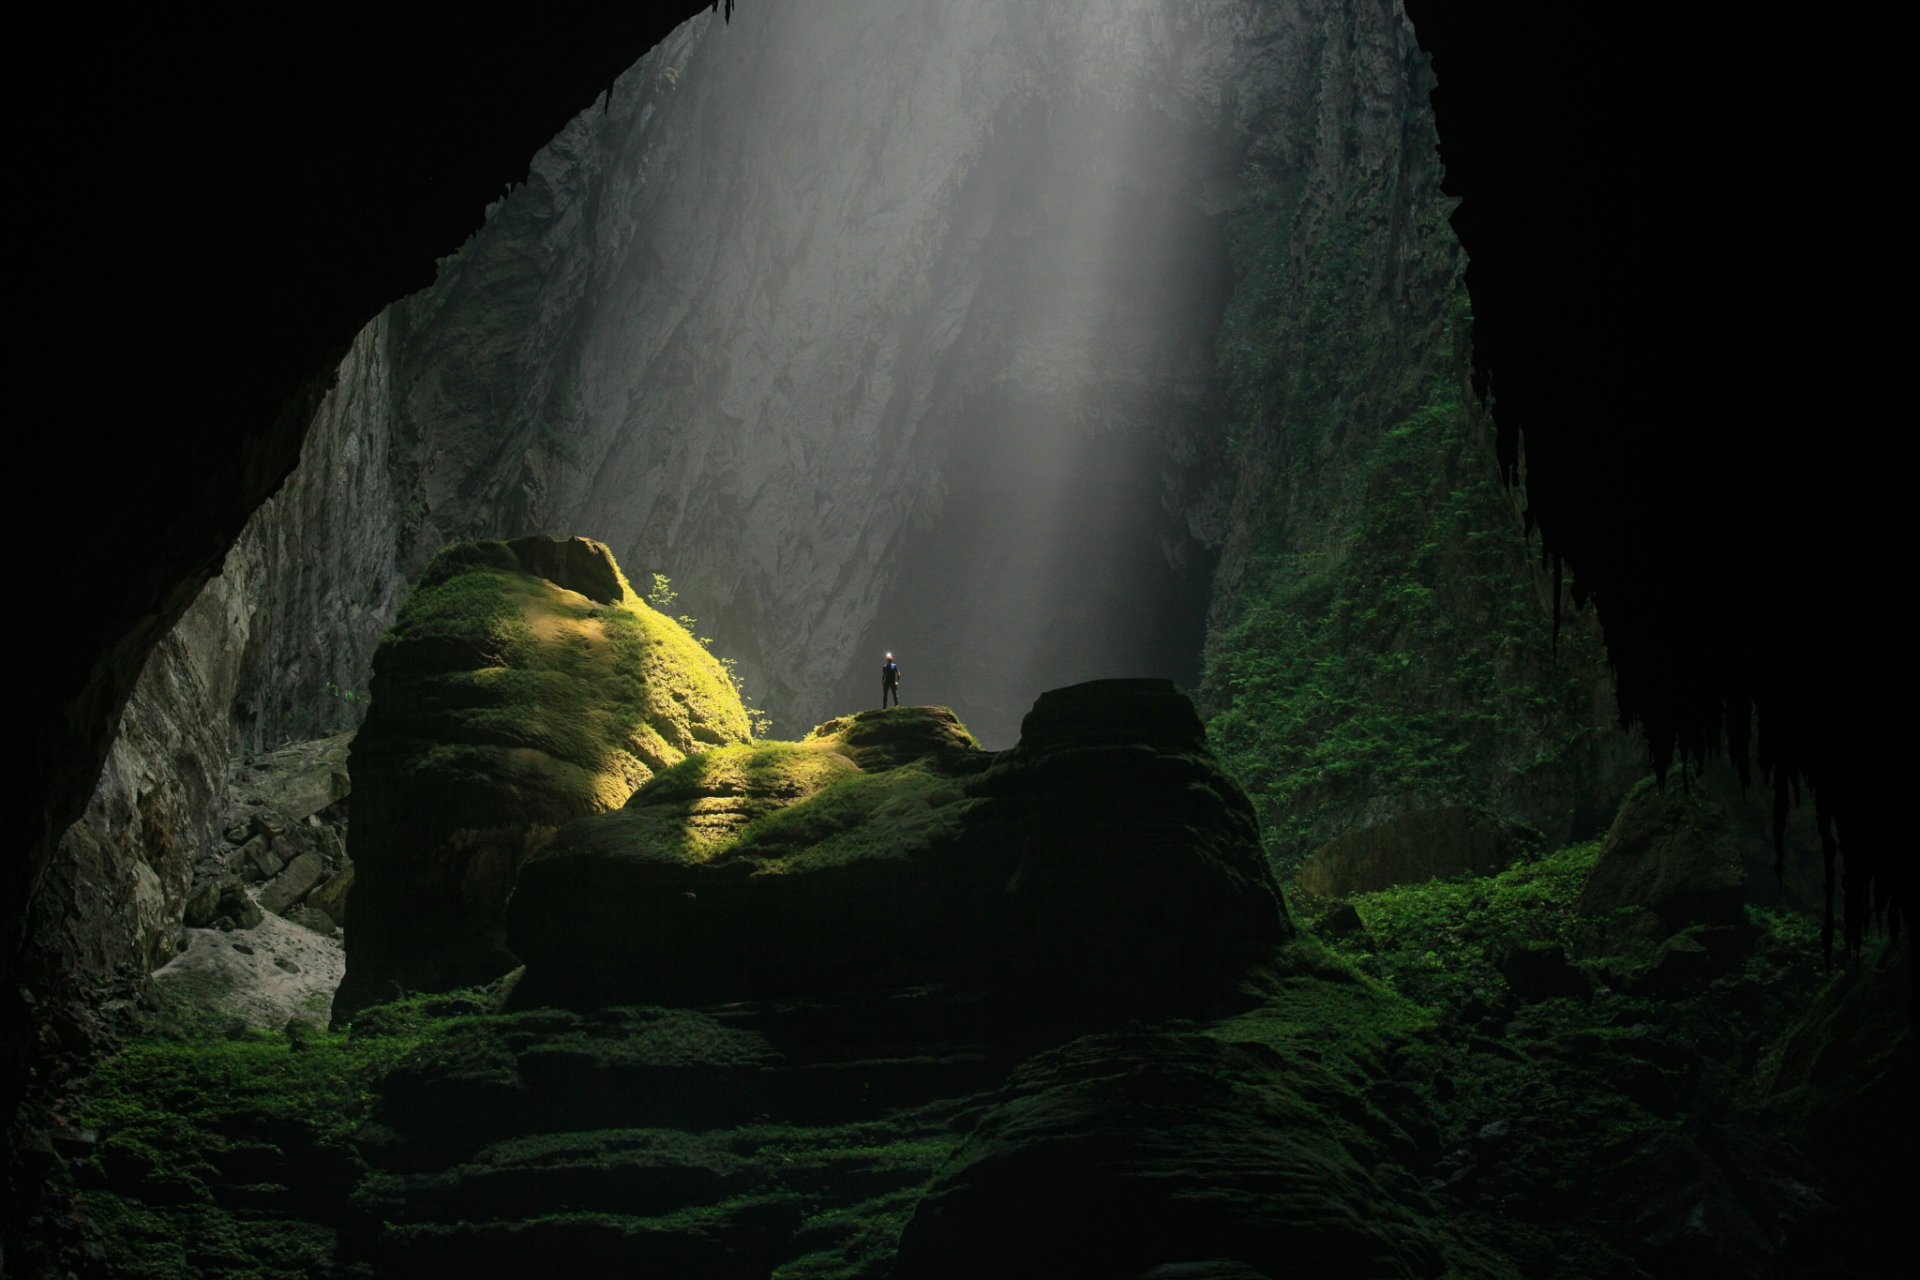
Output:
top-left (881, 652), bottom-right (901, 708)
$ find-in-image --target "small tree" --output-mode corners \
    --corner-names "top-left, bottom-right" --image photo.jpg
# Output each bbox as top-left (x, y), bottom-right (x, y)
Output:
top-left (648, 572), bottom-right (772, 738)
top-left (645, 573), bottom-right (678, 612)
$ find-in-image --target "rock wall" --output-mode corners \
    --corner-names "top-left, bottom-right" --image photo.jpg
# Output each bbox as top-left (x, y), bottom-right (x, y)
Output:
top-left (1193, 0), bottom-right (1637, 866)
top-left (27, 575), bottom-right (253, 987)
top-left (26, 317), bottom-right (404, 987)
top-left (207, 0), bottom-right (1332, 751)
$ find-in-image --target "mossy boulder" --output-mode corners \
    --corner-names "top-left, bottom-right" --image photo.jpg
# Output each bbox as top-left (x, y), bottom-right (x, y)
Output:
top-left (507, 705), bottom-right (990, 1007)
top-left (960, 679), bottom-right (1292, 1009)
top-left (1577, 779), bottom-right (1746, 930)
top-left (509, 680), bottom-right (1290, 1014)
top-left (334, 536), bottom-right (751, 1019)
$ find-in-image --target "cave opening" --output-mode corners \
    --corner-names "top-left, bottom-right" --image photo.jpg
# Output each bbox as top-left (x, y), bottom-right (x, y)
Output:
top-left (9, 2), bottom-right (1911, 1276)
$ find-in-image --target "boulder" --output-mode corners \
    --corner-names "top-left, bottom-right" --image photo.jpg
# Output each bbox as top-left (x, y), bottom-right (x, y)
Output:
top-left (509, 681), bottom-right (1289, 1016)
top-left (184, 877), bottom-right (262, 931)
top-left (1627, 932), bottom-right (1716, 995)
top-left (1294, 806), bottom-right (1535, 898)
top-left (284, 905), bottom-right (339, 937)
top-left (238, 836), bottom-right (283, 882)
top-left (258, 852), bottom-right (326, 916)
top-left (220, 883), bottom-right (264, 931)
top-left (1318, 902), bottom-right (1366, 937)
top-left (243, 732), bottom-right (354, 824)
top-left (1577, 780), bottom-right (1746, 929)
top-left (333, 537), bottom-right (753, 1019)
top-left (960, 680), bottom-right (1291, 1011)
top-left (182, 880), bottom-right (224, 928)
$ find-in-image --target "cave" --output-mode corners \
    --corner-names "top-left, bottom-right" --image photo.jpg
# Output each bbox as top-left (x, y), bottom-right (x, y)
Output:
top-left (8, 2), bottom-right (1910, 1276)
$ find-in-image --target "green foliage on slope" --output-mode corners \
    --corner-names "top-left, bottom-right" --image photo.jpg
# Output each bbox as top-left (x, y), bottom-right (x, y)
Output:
top-left (369, 542), bottom-right (756, 823)
top-left (1202, 181), bottom-right (1612, 873)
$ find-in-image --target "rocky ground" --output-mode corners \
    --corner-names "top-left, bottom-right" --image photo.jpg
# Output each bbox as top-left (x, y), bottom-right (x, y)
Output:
top-left (22, 543), bottom-right (1913, 1278)
top-left (5, 728), bottom-right (358, 1276)
top-left (36, 695), bottom-right (1916, 1278)
top-left (156, 732), bottom-right (355, 1030)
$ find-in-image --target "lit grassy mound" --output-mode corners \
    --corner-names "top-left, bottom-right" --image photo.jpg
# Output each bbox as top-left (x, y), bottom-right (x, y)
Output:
top-left (509, 682), bottom-right (1290, 1013)
top-left (335, 536), bottom-right (752, 1019)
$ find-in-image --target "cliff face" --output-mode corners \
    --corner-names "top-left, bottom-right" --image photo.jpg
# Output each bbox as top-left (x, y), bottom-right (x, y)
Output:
top-left (28, 578), bottom-right (253, 988)
top-left (205, 1), bottom-right (1303, 752)
top-left (1194, 3), bottom-right (1637, 866)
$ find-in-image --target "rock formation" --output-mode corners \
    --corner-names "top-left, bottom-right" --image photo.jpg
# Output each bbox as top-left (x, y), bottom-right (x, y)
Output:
top-left (25, 577), bottom-right (257, 987)
top-left (1578, 781), bottom-right (1749, 931)
top-left (33, 0), bottom-right (1630, 1017)
top-left (511, 680), bottom-right (1288, 1014)
top-left (333, 536), bottom-right (751, 1018)
top-left (50, 676), bottom-right (1917, 1277)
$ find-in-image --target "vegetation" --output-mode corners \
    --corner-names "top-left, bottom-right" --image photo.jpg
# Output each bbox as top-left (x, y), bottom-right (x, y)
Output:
top-left (68, 987), bottom-right (973, 1278)
top-left (584, 708), bottom-right (980, 870)
top-left (67, 785), bottom-right (1893, 1279)
top-left (647, 570), bottom-right (773, 739)
top-left (1296, 842), bottom-right (1602, 1008)
top-left (69, 999), bottom-right (435, 1277)
top-left (1201, 181), bottom-right (1609, 873)
top-left (1281, 847), bottom-right (1877, 1280)
top-left (368, 545), bottom-right (756, 818)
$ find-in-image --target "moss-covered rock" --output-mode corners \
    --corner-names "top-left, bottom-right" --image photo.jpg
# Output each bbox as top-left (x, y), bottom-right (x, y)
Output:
top-left (510, 682), bottom-right (1289, 1015)
top-left (334, 536), bottom-right (751, 1019)
top-left (892, 1029), bottom-right (1448, 1279)
top-left (960, 679), bottom-right (1293, 1012)
top-left (1577, 779), bottom-right (1746, 930)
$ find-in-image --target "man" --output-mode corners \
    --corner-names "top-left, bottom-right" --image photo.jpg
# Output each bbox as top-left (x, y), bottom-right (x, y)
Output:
top-left (881, 652), bottom-right (901, 708)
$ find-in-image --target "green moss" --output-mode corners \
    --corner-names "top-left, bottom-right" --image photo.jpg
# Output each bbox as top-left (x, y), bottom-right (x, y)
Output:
top-left (1220, 937), bottom-right (1437, 1060)
top-left (1201, 181), bottom-right (1609, 874)
top-left (776, 1185), bottom-right (930, 1279)
top-left (78, 1192), bottom-right (338, 1279)
top-left (620, 741), bottom-right (863, 861)
top-left (517, 1007), bottom-right (776, 1071)
top-left (368, 541), bottom-right (754, 819)
top-left (384, 562), bottom-right (538, 667)
top-left (1315, 842), bottom-right (1601, 1008)
top-left (601, 708), bottom-right (984, 872)
top-left (728, 763), bottom-right (972, 872)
